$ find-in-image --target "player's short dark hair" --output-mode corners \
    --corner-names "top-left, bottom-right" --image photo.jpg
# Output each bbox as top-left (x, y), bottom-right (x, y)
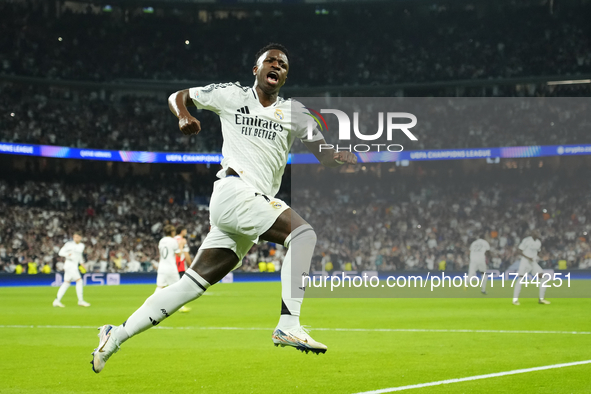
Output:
top-left (176, 225), bottom-right (187, 233)
top-left (254, 43), bottom-right (290, 66)
top-left (72, 230), bottom-right (82, 236)
top-left (163, 224), bottom-right (176, 237)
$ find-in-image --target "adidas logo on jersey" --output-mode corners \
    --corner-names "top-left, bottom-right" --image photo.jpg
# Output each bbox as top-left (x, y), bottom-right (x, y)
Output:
top-left (237, 106), bottom-right (250, 114)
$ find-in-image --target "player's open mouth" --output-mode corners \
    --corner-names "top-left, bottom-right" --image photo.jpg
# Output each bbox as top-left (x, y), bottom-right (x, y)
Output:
top-left (267, 72), bottom-right (279, 85)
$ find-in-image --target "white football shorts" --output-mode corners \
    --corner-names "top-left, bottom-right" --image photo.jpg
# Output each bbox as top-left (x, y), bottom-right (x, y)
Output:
top-left (157, 270), bottom-right (181, 287)
top-left (64, 265), bottom-right (82, 282)
top-left (468, 258), bottom-right (487, 277)
top-left (201, 176), bottom-right (290, 264)
top-left (517, 257), bottom-right (544, 276)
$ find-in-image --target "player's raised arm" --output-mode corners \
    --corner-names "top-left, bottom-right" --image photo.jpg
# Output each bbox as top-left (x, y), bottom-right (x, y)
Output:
top-left (168, 89), bottom-right (201, 135)
top-left (302, 140), bottom-right (358, 168)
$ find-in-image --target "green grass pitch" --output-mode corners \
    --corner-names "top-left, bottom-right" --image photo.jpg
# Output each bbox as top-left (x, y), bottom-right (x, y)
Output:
top-left (1, 282), bottom-right (590, 393)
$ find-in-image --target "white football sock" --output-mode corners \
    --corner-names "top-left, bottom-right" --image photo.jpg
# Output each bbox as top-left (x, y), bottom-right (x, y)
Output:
top-left (278, 224), bottom-right (316, 329)
top-left (120, 269), bottom-right (209, 341)
top-left (513, 277), bottom-right (522, 302)
top-left (481, 272), bottom-right (488, 292)
top-left (539, 282), bottom-right (547, 300)
top-left (75, 280), bottom-right (84, 302)
top-left (56, 282), bottom-right (70, 301)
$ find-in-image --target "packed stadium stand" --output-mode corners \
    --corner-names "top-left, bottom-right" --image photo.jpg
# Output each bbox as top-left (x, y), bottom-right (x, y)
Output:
top-left (2, 158), bottom-right (590, 274)
top-left (2, 83), bottom-right (590, 152)
top-left (1, 0), bottom-right (590, 277)
top-left (1, 0), bottom-right (590, 84)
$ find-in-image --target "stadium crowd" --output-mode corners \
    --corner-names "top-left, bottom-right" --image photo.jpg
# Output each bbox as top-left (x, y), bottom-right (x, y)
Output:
top-left (2, 82), bottom-right (590, 153)
top-left (0, 83), bottom-right (223, 153)
top-left (1, 168), bottom-right (590, 275)
top-left (299, 169), bottom-right (591, 273)
top-left (0, 178), bottom-right (211, 274)
top-left (1, 1), bottom-right (590, 85)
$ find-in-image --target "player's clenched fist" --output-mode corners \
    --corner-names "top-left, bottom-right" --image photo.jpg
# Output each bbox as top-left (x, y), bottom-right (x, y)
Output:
top-left (333, 151), bottom-right (358, 165)
top-left (179, 115), bottom-right (201, 135)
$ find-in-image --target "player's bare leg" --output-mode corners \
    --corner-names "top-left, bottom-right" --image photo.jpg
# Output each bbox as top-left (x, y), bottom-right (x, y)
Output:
top-left (261, 208), bottom-right (327, 354)
top-left (91, 248), bottom-right (238, 373)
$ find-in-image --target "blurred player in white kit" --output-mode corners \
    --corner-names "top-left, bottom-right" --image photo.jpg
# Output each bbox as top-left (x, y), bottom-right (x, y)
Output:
top-left (53, 231), bottom-right (90, 307)
top-left (156, 225), bottom-right (182, 291)
top-left (513, 230), bottom-right (550, 305)
top-left (468, 236), bottom-right (491, 294)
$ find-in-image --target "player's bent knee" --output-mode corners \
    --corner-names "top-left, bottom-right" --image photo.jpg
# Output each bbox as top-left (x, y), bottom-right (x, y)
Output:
top-left (285, 224), bottom-right (316, 249)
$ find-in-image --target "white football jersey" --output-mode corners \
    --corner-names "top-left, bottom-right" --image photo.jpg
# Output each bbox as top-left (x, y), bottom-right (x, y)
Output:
top-left (158, 236), bottom-right (180, 272)
top-left (518, 236), bottom-right (541, 259)
top-left (58, 241), bottom-right (85, 270)
top-left (469, 238), bottom-right (490, 260)
top-left (189, 83), bottom-right (323, 197)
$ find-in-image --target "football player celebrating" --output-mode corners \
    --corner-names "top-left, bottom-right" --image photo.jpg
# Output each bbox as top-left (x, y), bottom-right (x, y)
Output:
top-left (91, 43), bottom-right (357, 373)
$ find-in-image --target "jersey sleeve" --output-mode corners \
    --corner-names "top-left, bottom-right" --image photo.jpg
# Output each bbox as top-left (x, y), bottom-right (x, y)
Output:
top-left (58, 243), bottom-right (70, 257)
top-left (172, 239), bottom-right (181, 254)
top-left (291, 100), bottom-right (325, 143)
top-left (484, 241), bottom-right (491, 251)
top-left (518, 238), bottom-right (529, 251)
top-left (189, 83), bottom-right (236, 114)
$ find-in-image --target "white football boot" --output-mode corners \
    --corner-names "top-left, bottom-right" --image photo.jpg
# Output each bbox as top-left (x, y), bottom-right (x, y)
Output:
top-left (52, 299), bottom-right (65, 308)
top-left (78, 300), bottom-right (91, 307)
top-left (272, 326), bottom-right (327, 354)
top-left (91, 325), bottom-right (121, 373)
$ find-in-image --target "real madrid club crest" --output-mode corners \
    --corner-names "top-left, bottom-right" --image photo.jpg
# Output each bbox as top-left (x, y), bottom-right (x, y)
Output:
top-left (274, 109), bottom-right (284, 121)
top-left (271, 201), bottom-right (282, 209)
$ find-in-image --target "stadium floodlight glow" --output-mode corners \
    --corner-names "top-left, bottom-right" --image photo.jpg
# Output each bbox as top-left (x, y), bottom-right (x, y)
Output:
top-left (10, 113), bottom-right (15, 117)
top-left (58, 37), bottom-right (63, 42)
top-left (547, 79), bottom-right (591, 85)
top-left (185, 40), bottom-right (190, 45)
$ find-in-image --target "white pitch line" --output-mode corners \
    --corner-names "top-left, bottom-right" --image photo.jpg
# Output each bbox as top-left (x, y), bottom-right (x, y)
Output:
top-left (0, 325), bottom-right (589, 335)
top-left (353, 360), bottom-right (591, 394)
